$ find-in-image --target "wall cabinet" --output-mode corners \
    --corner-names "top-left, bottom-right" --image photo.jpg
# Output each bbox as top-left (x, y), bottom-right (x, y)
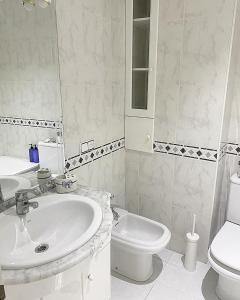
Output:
top-left (125, 0), bottom-right (159, 153)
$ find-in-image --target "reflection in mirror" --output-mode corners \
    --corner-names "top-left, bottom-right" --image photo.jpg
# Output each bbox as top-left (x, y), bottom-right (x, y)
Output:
top-left (0, 0), bottom-right (64, 177)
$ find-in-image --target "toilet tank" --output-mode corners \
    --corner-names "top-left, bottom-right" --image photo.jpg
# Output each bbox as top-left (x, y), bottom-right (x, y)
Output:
top-left (227, 173), bottom-right (240, 225)
top-left (38, 141), bottom-right (65, 174)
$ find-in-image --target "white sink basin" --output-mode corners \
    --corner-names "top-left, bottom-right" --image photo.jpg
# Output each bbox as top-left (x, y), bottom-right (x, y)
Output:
top-left (0, 194), bottom-right (102, 269)
top-left (0, 176), bottom-right (31, 200)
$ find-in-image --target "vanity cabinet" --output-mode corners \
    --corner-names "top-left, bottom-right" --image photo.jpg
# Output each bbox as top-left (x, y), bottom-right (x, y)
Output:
top-left (4, 244), bottom-right (110, 300)
top-left (125, 0), bottom-right (159, 153)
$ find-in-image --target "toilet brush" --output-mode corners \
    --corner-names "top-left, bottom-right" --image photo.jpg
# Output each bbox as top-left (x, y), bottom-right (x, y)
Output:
top-left (184, 214), bottom-right (199, 272)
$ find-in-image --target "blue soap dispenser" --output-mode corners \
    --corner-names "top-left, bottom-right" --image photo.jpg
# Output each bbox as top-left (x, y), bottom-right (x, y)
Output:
top-left (29, 144), bottom-right (34, 162)
top-left (32, 144), bottom-right (39, 163)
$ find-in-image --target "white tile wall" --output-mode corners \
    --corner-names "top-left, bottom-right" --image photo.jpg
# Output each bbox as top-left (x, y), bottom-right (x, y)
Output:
top-left (56, 0), bottom-right (126, 206)
top-left (212, 0), bottom-right (240, 240)
top-left (126, 0), bottom-right (237, 262)
top-left (126, 150), bottom-right (216, 262)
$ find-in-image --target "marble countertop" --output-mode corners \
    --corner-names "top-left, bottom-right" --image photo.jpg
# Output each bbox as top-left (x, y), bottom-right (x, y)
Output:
top-left (0, 185), bottom-right (113, 285)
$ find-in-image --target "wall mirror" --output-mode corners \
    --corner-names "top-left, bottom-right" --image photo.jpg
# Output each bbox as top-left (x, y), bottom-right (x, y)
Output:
top-left (0, 0), bottom-right (64, 178)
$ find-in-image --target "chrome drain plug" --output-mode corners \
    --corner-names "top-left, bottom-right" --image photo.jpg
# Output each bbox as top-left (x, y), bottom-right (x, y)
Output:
top-left (35, 243), bottom-right (49, 253)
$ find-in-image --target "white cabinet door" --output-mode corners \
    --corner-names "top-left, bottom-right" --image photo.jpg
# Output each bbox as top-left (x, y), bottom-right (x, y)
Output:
top-left (125, 116), bottom-right (154, 153)
top-left (83, 245), bottom-right (110, 300)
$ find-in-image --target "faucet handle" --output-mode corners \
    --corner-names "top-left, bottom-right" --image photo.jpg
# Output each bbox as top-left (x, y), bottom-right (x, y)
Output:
top-left (29, 201), bottom-right (39, 209)
top-left (15, 189), bottom-right (29, 201)
top-left (15, 187), bottom-right (41, 199)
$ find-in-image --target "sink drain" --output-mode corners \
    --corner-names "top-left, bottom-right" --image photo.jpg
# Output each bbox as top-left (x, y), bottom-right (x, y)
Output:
top-left (35, 243), bottom-right (49, 253)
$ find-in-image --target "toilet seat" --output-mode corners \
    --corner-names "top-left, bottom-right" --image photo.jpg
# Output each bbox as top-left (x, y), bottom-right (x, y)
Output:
top-left (112, 212), bottom-right (171, 254)
top-left (210, 221), bottom-right (240, 272)
top-left (208, 249), bottom-right (240, 281)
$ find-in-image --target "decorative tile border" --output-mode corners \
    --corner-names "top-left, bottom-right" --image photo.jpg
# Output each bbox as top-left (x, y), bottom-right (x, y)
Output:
top-left (65, 138), bottom-right (125, 172)
top-left (65, 138), bottom-right (240, 172)
top-left (226, 142), bottom-right (240, 156)
top-left (154, 141), bottom-right (218, 162)
top-left (0, 116), bottom-right (62, 129)
top-left (218, 142), bottom-right (228, 161)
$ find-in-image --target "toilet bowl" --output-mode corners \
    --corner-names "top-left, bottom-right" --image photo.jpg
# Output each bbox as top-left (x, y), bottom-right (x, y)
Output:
top-left (111, 208), bottom-right (171, 281)
top-left (208, 221), bottom-right (240, 300)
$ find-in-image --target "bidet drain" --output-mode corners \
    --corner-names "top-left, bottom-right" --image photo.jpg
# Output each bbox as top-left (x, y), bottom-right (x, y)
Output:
top-left (35, 243), bottom-right (49, 253)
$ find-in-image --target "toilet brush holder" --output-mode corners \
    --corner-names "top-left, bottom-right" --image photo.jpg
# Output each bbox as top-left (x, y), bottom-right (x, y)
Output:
top-left (184, 232), bottom-right (199, 272)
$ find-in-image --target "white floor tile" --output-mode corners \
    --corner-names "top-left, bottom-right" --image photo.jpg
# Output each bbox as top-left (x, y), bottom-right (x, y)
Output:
top-left (154, 262), bottom-right (210, 299)
top-left (157, 248), bottom-right (175, 263)
top-left (111, 250), bottom-right (214, 300)
top-left (111, 275), bottom-right (154, 300)
top-left (147, 281), bottom-right (195, 300)
top-left (168, 252), bottom-right (184, 267)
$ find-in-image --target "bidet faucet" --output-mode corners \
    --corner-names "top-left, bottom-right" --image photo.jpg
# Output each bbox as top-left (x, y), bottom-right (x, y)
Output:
top-left (15, 187), bottom-right (41, 216)
top-left (111, 205), bottom-right (120, 221)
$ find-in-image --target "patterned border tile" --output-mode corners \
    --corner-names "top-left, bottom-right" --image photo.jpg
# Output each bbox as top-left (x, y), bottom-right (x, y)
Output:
top-left (154, 141), bottom-right (218, 162)
top-left (226, 143), bottom-right (240, 156)
top-left (218, 142), bottom-right (228, 161)
top-left (65, 138), bottom-right (125, 172)
top-left (0, 116), bottom-right (62, 129)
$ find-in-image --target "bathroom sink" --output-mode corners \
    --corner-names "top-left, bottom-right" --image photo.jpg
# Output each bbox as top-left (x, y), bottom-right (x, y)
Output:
top-left (0, 194), bottom-right (102, 269)
top-left (0, 176), bottom-right (31, 200)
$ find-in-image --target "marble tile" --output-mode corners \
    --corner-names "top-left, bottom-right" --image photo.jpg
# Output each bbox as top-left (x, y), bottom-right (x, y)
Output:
top-left (111, 276), bottom-right (154, 300)
top-left (137, 152), bottom-right (174, 229)
top-left (125, 150), bottom-right (140, 214)
top-left (171, 157), bottom-right (216, 261)
top-left (157, 248), bottom-right (175, 263)
top-left (155, 0), bottom-right (183, 143)
top-left (112, 249), bottom-right (212, 300)
top-left (176, 80), bottom-right (223, 149)
top-left (155, 262), bottom-right (209, 299)
top-left (176, 0), bottom-right (236, 149)
top-left (212, 1), bottom-right (240, 246)
top-left (147, 281), bottom-right (195, 300)
top-left (57, 0), bottom-right (125, 167)
top-left (112, 149), bottom-right (126, 208)
top-left (155, 51), bottom-right (180, 142)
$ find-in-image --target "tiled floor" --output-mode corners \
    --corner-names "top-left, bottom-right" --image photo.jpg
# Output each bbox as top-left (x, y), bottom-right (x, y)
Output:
top-left (111, 249), bottom-right (219, 300)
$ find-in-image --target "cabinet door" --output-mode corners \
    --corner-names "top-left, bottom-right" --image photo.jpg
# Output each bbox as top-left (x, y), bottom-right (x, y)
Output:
top-left (83, 245), bottom-right (110, 300)
top-left (126, 0), bottom-right (159, 118)
top-left (125, 116), bottom-right (154, 153)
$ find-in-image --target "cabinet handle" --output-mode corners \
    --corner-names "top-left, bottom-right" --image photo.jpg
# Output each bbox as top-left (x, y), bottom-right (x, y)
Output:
top-left (88, 274), bottom-right (94, 281)
top-left (146, 135), bottom-right (151, 141)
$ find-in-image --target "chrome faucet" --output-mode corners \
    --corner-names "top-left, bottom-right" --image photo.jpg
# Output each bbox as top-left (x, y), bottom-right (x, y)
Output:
top-left (15, 187), bottom-right (41, 216)
top-left (0, 177), bottom-right (56, 215)
top-left (111, 205), bottom-right (120, 221)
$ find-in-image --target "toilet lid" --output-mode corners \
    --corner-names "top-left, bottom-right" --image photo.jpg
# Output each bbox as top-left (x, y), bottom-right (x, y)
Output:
top-left (211, 221), bottom-right (240, 271)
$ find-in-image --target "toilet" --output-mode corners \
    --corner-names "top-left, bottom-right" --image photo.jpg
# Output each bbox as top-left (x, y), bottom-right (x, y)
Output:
top-left (208, 173), bottom-right (240, 300)
top-left (111, 208), bottom-right (171, 281)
